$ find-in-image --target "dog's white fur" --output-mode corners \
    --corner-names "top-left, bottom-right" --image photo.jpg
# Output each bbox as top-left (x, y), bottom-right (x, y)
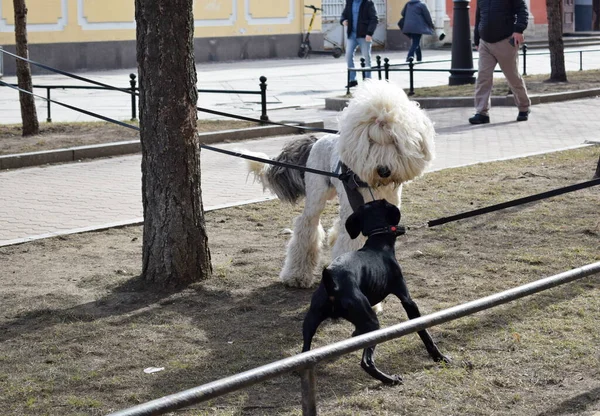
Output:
top-left (247, 80), bottom-right (435, 288)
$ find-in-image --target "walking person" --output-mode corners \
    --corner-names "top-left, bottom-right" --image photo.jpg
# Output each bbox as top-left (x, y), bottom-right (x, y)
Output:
top-left (469, 0), bottom-right (531, 124)
top-left (341, 0), bottom-right (378, 88)
top-left (400, 0), bottom-right (435, 62)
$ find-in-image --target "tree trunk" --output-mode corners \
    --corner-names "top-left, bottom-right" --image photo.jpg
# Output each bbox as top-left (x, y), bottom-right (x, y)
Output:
top-left (546, 0), bottom-right (568, 82)
top-left (13, 0), bottom-right (39, 136)
top-left (135, 0), bottom-right (212, 286)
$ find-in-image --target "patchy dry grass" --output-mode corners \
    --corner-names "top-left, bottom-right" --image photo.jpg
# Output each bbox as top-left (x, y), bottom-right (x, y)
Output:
top-left (0, 119), bottom-right (256, 155)
top-left (0, 146), bottom-right (599, 415)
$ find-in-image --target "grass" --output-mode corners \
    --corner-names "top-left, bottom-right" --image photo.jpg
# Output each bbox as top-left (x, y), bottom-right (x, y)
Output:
top-left (408, 69), bottom-right (600, 97)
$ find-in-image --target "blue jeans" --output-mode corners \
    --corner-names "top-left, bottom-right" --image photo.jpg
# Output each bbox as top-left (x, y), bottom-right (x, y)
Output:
top-left (407, 34), bottom-right (422, 62)
top-left (346, 36), bottom-right (372, 82)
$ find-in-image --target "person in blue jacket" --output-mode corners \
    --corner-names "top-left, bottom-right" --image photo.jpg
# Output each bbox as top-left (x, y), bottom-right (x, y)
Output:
top-left (400, 0), bottom-right (435, 62)
top-left (341, 0), bottom-right (378, 88)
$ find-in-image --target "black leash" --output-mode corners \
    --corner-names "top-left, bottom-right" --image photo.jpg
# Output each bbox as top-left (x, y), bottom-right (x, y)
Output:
top-left (427, 177), bottom-right (600, 227)
top-left (0, 49), bottom-right (338, 135)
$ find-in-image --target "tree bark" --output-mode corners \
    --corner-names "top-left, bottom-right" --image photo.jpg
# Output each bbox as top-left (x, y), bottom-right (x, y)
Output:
top-left (13, 0), bottom-right (39, 136)
top-left (546, 0), bottom-right (568, 82)
top-left (135, 0), bottom-right (212, 286)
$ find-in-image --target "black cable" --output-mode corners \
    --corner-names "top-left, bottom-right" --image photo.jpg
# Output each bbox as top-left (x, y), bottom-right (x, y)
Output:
top-left (0, 49), bottom-right (134, 95)
top-left (195, 106), bottom-right (337, 134)
top-left (0, 80), bottom-right (140, 132)
top-left (0, 79), bottom-right (340, 179)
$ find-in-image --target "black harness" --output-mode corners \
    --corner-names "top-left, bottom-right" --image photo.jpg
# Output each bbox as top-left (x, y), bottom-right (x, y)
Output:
top-left (336, 161), bottom-right (371, 212)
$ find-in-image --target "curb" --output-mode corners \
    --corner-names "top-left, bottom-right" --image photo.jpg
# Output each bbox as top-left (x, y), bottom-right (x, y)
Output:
top-left (0, 120), bottom-right (325, 171)
top-left (324, 88), bottom-right (600, 111)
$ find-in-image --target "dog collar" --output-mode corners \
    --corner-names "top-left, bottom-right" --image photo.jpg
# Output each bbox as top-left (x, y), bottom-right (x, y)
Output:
top-left (366, 225), bottom-right (406, 237)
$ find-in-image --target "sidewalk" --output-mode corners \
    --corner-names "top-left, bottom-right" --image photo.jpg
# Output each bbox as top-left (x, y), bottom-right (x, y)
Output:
top-left (2, 46), bottom-right (600, 124)
top-left (1, 48), bottom-right (600, 246)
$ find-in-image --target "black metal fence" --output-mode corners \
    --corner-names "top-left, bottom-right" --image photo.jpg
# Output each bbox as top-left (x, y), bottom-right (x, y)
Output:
top-left (348, 46), bottom-right (600, 95)
top-left (2, 74), bottom-right (270, 122)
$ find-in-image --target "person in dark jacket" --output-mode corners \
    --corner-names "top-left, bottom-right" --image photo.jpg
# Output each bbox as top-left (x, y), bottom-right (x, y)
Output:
top-left (400, 0), bottom-right (435, 62)
top-left (469, 0), bottom-right (531, 124)
top-left (341, 0), bottom-right (378, 88)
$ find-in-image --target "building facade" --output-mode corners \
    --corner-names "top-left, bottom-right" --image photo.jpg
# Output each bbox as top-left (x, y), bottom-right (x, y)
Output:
top-left (0, 0), bottom-right (597, 76)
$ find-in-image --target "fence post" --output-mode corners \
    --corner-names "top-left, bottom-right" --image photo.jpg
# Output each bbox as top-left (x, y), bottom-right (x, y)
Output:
top-left (259, 76), bottom-right (268, 122)
top-left (346, 69), bottom-right (351, 95)
top-left (360, 57), bottom-right (366, 80)
top-left (579, 50), bottom-right (583, 71)
top-left (129, 73), bottom-right (137, 121)
top-left (376, 55), bottom-right (382, 80)
top-left (408, 58), bottom-right (415, 96)
top-left (300, 367), bottom-right (317, 416)
top-left (594, 155), bottom-right (600, 179)
top-left (46, 87), bottom-right (52, 122)
top-left (384, 58), bottom-right (390, 81)
top-left (522, 44), bottom-right (527, 76)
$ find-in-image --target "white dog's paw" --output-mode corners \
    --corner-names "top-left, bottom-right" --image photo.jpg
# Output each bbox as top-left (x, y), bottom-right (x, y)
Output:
top-left (280, 270), bottom-right (314, 289)
top-left (372, 302), bottom-right (384, 314)
top-left (281, 277), bottom-right (314, 289)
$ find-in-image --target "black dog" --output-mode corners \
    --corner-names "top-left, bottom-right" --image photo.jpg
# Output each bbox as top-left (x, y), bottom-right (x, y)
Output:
top-left (301, 199), bottom-right (449, 385)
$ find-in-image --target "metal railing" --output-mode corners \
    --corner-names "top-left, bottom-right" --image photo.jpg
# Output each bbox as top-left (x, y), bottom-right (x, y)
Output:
top-left (0, 73), bottom-right (270, 122)
top-left (348, 46), bottom-right (600, 95)
top-left (108, 261), bottom-right (600, 416)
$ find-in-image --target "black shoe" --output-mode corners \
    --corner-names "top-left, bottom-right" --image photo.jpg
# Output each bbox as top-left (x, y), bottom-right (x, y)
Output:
top-left (345, 80), bottom-right (358, 88)
top-left (469, 113), bottom-right (490, 125)
top-left (517, 110), bottom-right (530, 121)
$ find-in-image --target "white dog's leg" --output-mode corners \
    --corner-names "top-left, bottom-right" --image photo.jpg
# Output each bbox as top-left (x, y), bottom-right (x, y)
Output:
top-left (331, 191), bottom-right (365, 260)
top-left (280, 174), bottom-right (334, 288)
top-left (326, 218), bottom-right (340, 248)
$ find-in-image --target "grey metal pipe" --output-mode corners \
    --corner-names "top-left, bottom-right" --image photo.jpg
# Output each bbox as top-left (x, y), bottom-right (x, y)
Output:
top-left (301, 367), bottom-right (317, 415)
top-left (107, 261), bottom-right (600, 416)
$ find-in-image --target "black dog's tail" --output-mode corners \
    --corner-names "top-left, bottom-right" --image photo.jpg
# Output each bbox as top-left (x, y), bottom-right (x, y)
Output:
top-left (322, 268), bottom-right (339, 297)
top-left (246, 135), bottom-right (318, 204)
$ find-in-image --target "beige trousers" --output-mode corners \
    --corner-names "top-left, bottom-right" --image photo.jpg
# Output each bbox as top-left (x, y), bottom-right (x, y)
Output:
top-left (474, 37), bottom-right (531, 115)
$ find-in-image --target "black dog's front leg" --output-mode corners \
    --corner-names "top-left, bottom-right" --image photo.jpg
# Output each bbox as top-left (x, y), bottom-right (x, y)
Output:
top-left (393, 279), bottom-right (450, 363)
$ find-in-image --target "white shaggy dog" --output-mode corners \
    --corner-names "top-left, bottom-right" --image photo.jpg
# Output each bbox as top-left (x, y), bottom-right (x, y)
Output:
top-left (247, 80), bottom-right (435, 288)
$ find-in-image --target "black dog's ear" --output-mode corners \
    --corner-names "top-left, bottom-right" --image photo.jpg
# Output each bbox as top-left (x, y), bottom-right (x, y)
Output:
top-left (383, 199), bottom-right (401, 226)
top-left (345, 207), bottom-right (364, 239)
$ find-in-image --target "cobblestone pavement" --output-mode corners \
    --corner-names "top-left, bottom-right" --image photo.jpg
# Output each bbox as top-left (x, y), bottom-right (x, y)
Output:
top-left (1, 96), bottom-right (599, 246)
top-left (1, 48), bottom-right (599, 246)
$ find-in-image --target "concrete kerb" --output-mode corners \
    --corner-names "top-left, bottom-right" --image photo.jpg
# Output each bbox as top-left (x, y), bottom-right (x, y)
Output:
top-left (0, 120), bottom-right (325, 170)
top-left (324, 88), bottom-right (600, 111)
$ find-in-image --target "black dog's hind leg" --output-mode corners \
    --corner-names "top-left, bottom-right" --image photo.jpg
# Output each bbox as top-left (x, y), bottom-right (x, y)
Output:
top-left (392, 277), bottom-right (450, 363)
top-left (302, 290), bottom-right (331, 352)
top-left (350, 296), bottom-right (402, 385)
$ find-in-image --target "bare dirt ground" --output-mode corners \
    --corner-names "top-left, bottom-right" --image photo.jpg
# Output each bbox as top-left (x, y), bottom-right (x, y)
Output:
top-left (1, 146), bottom-right (599, 415)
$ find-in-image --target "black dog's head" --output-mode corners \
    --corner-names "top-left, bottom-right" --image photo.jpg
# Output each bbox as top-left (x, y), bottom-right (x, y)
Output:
top-left (345, 199), bottom-right (401, 239)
